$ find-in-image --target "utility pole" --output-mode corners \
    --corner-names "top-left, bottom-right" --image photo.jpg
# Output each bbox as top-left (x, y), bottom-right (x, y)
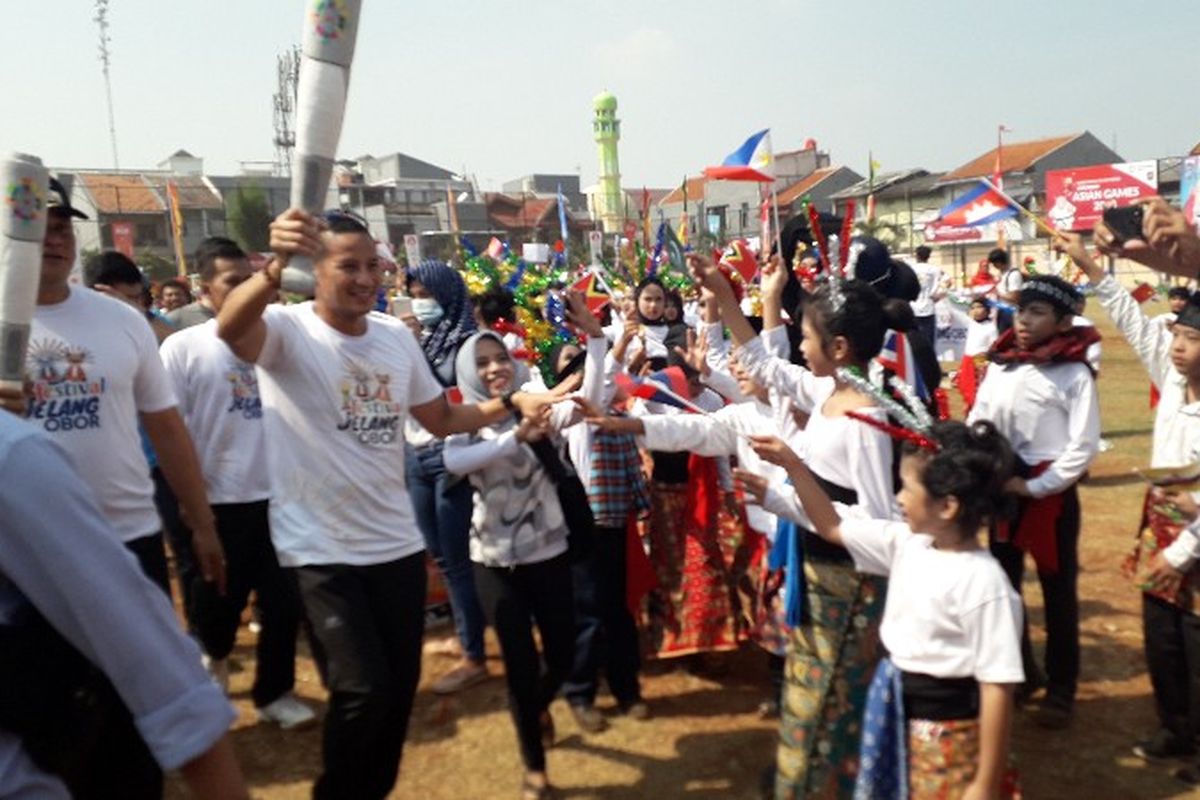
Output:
top-left (93, 1), bottom-right (119, 169)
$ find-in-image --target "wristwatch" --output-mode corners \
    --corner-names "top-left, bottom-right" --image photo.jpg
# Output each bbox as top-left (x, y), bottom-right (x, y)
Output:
top-left (501, 389), bottom-right (518, 413)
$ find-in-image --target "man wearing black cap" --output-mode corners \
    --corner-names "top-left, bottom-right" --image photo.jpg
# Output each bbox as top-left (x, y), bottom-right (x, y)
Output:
top-left (968, 272), bottom-right (1101, 729)
top-left (26, 177), bottom-right (225, 595)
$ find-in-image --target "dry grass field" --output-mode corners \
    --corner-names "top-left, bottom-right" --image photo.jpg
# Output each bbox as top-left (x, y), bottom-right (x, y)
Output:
top-left (169, 308), bottom-right (1200, 799)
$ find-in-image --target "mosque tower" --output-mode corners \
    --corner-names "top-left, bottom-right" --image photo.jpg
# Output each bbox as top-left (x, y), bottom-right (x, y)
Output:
top-left (592, 90), bottom-right (623, 234)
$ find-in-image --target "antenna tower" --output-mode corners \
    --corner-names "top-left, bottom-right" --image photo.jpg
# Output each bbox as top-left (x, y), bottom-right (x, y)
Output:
top-left (93, 0), bottom-right (120, 169)
top-left (272, 47), bottom-right (300, 177)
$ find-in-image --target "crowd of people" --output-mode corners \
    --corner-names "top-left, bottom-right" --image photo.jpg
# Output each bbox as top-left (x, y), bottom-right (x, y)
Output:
top-left (4, 181), bottom-right (1200, 800)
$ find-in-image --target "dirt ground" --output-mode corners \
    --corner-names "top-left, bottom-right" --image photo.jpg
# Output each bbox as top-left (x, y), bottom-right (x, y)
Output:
top-left (168, 310), bottom-right (1200, 799)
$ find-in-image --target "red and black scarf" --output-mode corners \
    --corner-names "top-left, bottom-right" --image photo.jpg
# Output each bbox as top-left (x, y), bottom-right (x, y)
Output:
top-left (987, 325), bottom-right (1101, 376)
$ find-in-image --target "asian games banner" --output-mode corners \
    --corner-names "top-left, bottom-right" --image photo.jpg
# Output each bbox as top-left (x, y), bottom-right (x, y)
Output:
top-left (1045, 161), bottom-right (1158, 232)
top-left (1180, 156), bottom-right (1200, 230)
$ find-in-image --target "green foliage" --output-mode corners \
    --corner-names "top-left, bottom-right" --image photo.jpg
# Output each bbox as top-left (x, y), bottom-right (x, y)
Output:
top-left (854, 217), bottom-right (906, 248)
top-left (226, 184), bottom-right (272, 252)
top-left (135, 251), bottom-right (176, 282)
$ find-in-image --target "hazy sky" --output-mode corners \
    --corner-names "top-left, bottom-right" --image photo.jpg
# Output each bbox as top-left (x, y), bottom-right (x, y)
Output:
top-left (6, 1), bottom-right (1197, 190)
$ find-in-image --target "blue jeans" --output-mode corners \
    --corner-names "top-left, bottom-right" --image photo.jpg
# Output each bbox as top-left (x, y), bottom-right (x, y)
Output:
top-left (405, 441), bottom-right (485, 663)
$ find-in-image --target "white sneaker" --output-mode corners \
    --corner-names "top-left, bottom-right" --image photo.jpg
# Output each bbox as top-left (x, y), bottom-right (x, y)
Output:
top-left (257, 693), bottom-right (317, 730)
top-left (202, 656), bottom-right (229, 693)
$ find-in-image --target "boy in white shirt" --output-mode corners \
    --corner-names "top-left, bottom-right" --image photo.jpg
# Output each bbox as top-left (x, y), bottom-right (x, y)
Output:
top-left (160, 238), bottom-right (313, 730)
top-left (968, 274), bottom-right (1101, 729)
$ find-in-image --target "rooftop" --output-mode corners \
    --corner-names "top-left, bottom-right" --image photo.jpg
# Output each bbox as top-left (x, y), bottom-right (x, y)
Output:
top-left (939, 133), bottom-right (1080, 183)
top-left (76, 173), bottom-right (165, 214)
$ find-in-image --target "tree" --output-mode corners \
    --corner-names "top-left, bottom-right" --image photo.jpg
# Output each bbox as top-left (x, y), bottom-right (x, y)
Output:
top-left (135, 251), bottom-right (176, 283)
top-left (854, 217), bottom-right (906, 249)
top-left (225, 184), bottom-right (272, 252)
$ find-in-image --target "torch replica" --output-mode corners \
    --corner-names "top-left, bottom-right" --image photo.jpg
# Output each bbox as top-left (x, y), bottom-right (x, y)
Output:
top-left (0, 153), bottom-right (48, 390)
top-left (284, 0), bottom-right (363, 293)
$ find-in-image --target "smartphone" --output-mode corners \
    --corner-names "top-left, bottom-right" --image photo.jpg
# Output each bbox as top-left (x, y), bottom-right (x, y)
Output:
top-left (1102, 205), bottom-right (1145, 244)
top-left (392, 295), bottom-right (413, 317)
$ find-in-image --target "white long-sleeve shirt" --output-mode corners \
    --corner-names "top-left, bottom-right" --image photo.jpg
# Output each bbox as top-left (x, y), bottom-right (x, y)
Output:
top-left (967, 357), bottom-right (1099, 499)
top-left (1093, 275), bottom-right (1200, 570)
top-left (0, 417), bottom-right (234, 793)
top-left (738, 334), bottom-right (899, 521)
top-left (641, 399), bottom-right (783, 535)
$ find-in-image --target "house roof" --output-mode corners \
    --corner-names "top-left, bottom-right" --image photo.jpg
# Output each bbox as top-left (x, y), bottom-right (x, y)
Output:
top-left (625, 188), bottom-right (673, 206)
top-left (776, 167), bottom-right (845, 206)
top-left (167, 149), bottom-right (195, 159)
top-left (828, 170), bottom-right (946, 201)
top-left (77, 173), bottom-right (165, 214)
top-left (939, 133), bottom-right (1080, 183)
top-left (1191, 141), bottom-right (1200, 156)
top-left (659, 176), bottom-right (707, 206)
top-left (143, 175), bottom-right (223, 210)
top-left (484, 193), bottom-right (559, 230)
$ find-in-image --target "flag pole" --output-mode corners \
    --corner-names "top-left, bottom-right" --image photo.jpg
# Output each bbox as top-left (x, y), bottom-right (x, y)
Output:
top-left (770, 182), bottom-right (783, 263)
top-left (980, 177), bottom-right (1058, 238)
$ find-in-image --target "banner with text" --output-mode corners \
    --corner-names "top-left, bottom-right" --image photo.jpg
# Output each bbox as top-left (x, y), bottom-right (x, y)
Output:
top-left (1045, 161), bottom-right (1158, 232)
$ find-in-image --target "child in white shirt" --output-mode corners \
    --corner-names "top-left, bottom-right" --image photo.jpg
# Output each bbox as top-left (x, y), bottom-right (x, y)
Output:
top-left (753, 419), bottom-right (1024, 800)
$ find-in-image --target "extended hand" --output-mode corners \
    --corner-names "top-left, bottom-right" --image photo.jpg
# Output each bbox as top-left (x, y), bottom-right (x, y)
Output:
top-left (748, 435), bottom-right (803, 472)
top-left (268, 208), bottom-right (324, 268)
top-left (732, 467), bottom-right (768, 504)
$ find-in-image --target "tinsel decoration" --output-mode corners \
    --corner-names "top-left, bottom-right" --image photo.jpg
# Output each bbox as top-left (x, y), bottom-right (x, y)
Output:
top-left (835, 366), bottom-right (924, 433)
top-left (887, 374), bottom-right (934, 431)
top-left (845, 410), bottom-right (940, 452)
top-left (838, 200), bottom-right (855, 269)
top-left (805, 201), bottom-right (831, 274)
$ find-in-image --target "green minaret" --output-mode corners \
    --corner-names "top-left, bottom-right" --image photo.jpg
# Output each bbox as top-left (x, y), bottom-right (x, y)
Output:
top-left (592, 90), bottom-right (622, 234)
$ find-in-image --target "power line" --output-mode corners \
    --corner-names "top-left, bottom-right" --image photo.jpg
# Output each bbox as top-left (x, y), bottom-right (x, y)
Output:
top-left (93, 0), bottom-right (120, 169)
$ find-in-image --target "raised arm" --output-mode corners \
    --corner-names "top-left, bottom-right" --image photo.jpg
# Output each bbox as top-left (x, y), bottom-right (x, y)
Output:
top-left (216, 209), bottom-right (315, 362)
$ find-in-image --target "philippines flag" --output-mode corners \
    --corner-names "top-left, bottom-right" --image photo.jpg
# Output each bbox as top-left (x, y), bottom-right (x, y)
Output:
top-left (703, 129), bottom-right (775, 182)
top-left (877, 330), bottom-right (929, 401)
top-left (615, 367), bottom-right (696, 411)
top-left (484, 237), bottom-right (506, 260)
top-left (936, 180), bottom-right (1018, 228)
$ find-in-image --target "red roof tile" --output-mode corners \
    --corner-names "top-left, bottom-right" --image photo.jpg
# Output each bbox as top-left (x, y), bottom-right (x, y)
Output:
top-left (940, 134), bottom-right (1079, 182)
top-left (484, 194), bottom-right (557, 230)
top-left (776, 167), bottom-right (840, 205)
top-left (77, 173), bottom-right (164, 214)
top-left (143, 175), bottom-right (223, 211)
top-left (659, 177), bottom-right (707, 205)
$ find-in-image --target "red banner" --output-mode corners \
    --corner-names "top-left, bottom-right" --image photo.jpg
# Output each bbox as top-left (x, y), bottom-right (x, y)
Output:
top-left (1045, 161), bottom-right (1158, 232)
top-left (111, 221), bottom-right (135, 259)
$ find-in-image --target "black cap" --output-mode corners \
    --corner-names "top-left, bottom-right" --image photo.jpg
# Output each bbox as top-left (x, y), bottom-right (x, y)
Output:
top-left (46, 177), bottom-right (88, 220)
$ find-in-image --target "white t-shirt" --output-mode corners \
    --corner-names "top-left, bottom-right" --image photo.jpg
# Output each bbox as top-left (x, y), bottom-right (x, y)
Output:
top-left (911, 262), bottom-right (944, 317)
top-left (159, 319), bottom-right (270, 505)
top-left (255, 303), bottom-right (443, 567)
top-left (841, 518), bottom-right (1024, 683)
top-left (998, 268), bottom-right (1023, 298)
top-left (964, 318), bottom-right (998, 357)
top-left (26, 288), bottom-right (177, 541)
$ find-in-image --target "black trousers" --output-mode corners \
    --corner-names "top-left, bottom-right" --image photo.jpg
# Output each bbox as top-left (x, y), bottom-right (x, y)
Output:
top-left (991, 485), bottom-right (1080, 703)
top-left (190, 501), bottom-right (302, 708)
top-left (153, 466), bottom-right (197, 617)
top-left (562, 525), bottom-right (643, 709)
top-left (1143, 593), bottom-right (1200, 741)
top-left (124, 532), bottom-right (170, 597)
top-left (295, 553), bottom-right (426, 800)
top-left (475, 553), bottom-right (576, 772)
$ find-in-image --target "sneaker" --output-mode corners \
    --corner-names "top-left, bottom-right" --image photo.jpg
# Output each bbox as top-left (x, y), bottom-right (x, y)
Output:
top-left (1033, 695), bottom-right (1073, 729)
top-left (257, 694), bottom-right (317, 730)
top-left (202, 656), bottom-right (229, 693)
top-left (431, 660), bottom-right (489, 695)
top-left (1133, 729), bottom-right (1196, 762)
top-left (621, 701), bottom-right (650, 721)
top-left (569, 703), bottom-right (609, 733)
